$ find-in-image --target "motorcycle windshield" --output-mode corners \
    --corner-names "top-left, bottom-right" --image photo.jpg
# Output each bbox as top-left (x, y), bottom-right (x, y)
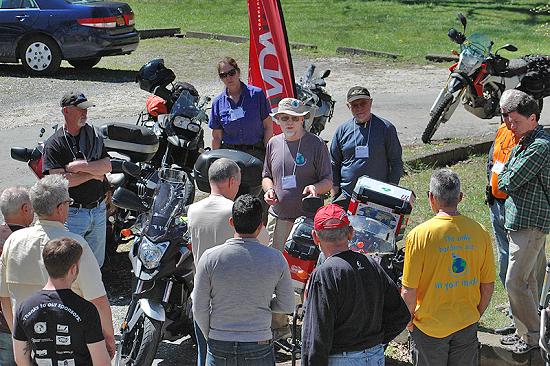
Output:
top-left (144, 175), bottom-right (186, 241)
top-left (348, 215), bottom-right (396, 255)
top-left (171, 90), bottom-right (201, 119)
top-left (461, 33), bottom-right (492, 59)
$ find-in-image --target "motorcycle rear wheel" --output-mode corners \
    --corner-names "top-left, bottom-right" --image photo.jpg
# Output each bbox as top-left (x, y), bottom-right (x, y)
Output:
top-left (120, 315), bottom-right (163, 366)
top-left (422, 94), bottom-right (454, 144)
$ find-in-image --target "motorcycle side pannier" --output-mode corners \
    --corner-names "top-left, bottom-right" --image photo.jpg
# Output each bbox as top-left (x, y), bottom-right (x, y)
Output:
top-left (194, 149), bottom-right (263, 197)
top-left (99, 123), bottom-right (159, 162)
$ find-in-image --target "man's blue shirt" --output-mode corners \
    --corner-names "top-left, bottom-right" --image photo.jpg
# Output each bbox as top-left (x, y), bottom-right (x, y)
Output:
top-left (330, 114), bottom-right (403, 197)
top-left (209, 82), bottom-right (270, 145)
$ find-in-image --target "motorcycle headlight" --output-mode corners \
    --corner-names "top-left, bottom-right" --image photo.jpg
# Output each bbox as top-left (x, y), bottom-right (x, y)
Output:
top-left (173, 116), bottom-right (192, 129)
top-left (138, 237), bottom-right (169, 269)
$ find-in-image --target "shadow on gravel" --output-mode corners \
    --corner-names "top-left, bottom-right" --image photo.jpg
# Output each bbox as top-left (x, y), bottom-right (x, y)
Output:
top-left (0, 64), bottom-right (136, 83)
top-left (102, 250), bottom-right (133, 306)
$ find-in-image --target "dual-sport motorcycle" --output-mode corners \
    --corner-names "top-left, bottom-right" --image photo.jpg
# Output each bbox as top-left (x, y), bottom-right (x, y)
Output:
top-left (423, 13), bottom-right (550, 143)
top-left (296, 64), bottom-right (336, 135)
top-left (110, 81), bottom-right (215, 365)
top-left (9, 59), bottom-right (208, 252)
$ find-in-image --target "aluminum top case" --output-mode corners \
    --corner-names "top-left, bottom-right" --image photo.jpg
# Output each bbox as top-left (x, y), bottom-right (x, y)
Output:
top-left (347, 176), bottom-right (415, 251)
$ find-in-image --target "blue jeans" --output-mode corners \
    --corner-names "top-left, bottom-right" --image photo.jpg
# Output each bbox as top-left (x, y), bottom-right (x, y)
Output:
top-left (195, 321), bottom-right (207, 366)
top-left (206, 339), bottom-right (275, 366)
top-left (489, 200), bottom-right (509, 286)
top-left (65, 200), bottom-right (107, 267)
top-left (0, 331), bottom-right (16, 365)
top-left (328, 344), bottom-right (385, 366)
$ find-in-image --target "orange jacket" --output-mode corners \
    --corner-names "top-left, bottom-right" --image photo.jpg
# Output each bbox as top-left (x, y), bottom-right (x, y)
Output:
top-left (490, 124), bottom-right (519, 199)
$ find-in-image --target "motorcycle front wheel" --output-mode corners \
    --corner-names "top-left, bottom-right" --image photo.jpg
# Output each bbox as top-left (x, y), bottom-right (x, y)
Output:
top-left (422, 93), bottom-right (455, 144)
top-left (119, 314), bottom-right (163, 366)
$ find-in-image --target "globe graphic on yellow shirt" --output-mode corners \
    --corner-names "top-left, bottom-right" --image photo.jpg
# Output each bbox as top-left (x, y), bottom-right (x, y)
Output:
top-left (451, 254), bottom-right (466, 274)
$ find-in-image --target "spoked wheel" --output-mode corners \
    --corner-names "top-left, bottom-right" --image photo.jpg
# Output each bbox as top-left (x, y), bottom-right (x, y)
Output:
top-left (119, 314), bottom-right (163, 366)
top-left (422, 94), bottom-right (454, 144)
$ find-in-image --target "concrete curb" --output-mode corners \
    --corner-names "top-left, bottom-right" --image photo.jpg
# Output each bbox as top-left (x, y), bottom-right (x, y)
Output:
top-left (137, 28), bottom-right (181, 39)
top-left (404, 126), bottom-right (550, 170)
top-left (181, 31), bottom-right (317, 50)
top-left (336, 46), bottom-right (401, 59)
top-left (426, 53), bottom-right (459, 62)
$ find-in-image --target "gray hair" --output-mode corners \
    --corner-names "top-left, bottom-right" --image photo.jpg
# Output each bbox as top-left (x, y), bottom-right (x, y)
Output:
top-left (30, 175), bottom-right (70, 216)
top-left (500, 89), bottom-right (540, 121)
top-left (208, 158), bottom-right (240, 183)
top-left (315, 226), bottom-right (351, 243)
top-left (429, 169), bottom-right (461, 207)
top-left (0, 186), bottom-right (30, 217)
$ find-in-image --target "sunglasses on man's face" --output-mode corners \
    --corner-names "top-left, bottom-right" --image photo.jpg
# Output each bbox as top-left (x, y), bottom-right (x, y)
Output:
top-left (279, 115), bottom-right (301, 122)
top-left (219, 68), bottom-right (237, 79)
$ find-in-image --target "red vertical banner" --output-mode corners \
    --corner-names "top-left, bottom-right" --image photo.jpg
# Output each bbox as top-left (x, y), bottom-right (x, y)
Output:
top-left (247, 0), bottom-right (296, 135)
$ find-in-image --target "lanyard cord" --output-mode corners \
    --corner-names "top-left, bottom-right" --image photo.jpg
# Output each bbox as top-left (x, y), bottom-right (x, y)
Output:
top-left (283, 135), bottom-right (303, 177)
top-left (63, 128), bottom-right (87, 161)
top-left (353, 118), bottom-right (372, 156)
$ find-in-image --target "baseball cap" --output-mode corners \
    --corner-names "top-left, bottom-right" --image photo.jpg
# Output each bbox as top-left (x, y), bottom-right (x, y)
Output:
top-left (314, 204), bottom-right (350, 230)
top-left (347, 86), bottom-right (371, 103)
top-left (60, 91), bottom-right (95, 109)
top-left (270, 98), bottom-right (310, 119)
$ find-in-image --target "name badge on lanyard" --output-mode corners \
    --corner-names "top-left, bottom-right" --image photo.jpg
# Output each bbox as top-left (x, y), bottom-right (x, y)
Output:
top-left (282, 175), bottom-right (297, 190)
top-left (355, 145), bottom-right (369, 158)
top-left (492, 160), bottom-right (505, 175)
top-left (230, 107), bottom-right (245, 121)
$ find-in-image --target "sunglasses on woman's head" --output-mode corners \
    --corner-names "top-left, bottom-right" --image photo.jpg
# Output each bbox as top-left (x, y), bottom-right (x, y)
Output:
top-left (219, 68), bottom-right (237, 79)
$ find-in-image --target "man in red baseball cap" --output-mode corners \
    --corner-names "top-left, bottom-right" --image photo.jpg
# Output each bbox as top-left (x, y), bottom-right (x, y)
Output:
top-left (301, 204), bottom-right (409, 366)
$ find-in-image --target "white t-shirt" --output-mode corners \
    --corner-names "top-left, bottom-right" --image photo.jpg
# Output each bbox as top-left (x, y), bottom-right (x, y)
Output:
top-left (187, 194), bottom-right (268, 266)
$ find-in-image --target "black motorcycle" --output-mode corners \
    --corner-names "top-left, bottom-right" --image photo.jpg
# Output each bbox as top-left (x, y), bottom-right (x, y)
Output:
top-left (113, 166), bottom-right (195, 366)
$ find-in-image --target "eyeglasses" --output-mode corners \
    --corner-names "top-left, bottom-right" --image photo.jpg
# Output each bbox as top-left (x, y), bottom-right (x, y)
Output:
top-left (279, 115), bottom-right (301, 122)
top-left (219, 68), bottom-right (237, 79)
top-left (58, 198), bottom-right (74, 207)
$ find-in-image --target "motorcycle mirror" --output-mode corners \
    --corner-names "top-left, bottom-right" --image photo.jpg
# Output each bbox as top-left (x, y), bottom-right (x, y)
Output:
top-left (112, 187), bottom-right (148, 212)
top-left (320, 69), bottom-right (331, 79)
top-left (447, 28), bottom-right (464, 44)
top-left (502, 44), bottom-right (518, 52)
top-left (10, 147), bottom-right (34, 162)
top-left (457, 13), bottom-right (467, 30)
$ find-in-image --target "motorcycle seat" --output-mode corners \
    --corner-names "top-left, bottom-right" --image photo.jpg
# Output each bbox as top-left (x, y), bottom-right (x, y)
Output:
top-left (500, 58), bottom-right (529, 77)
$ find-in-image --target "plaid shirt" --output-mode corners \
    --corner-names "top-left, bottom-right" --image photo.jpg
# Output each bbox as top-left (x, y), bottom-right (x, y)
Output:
top-left (498, 125), bottom-right (550, 233)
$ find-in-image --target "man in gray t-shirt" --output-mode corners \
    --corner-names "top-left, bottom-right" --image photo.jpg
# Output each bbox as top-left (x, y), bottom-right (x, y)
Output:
top-left (192, 195), bottom-right (294, 365)
top-left (262, 98), bottom-right (332, 252)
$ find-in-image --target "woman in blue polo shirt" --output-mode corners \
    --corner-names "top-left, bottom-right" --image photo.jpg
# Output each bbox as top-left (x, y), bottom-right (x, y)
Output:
top-left (209, 57), bottom-right (273, 161)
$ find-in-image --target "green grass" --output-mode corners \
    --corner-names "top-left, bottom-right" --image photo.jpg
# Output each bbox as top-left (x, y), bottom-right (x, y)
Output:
top-left (126, 0), bottom-right (550, 62)
top-left (400, 154), bottom-right (550, 330)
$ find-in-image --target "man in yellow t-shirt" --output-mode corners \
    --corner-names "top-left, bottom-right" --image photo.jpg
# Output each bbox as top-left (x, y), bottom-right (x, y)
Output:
top-left (401, 169), bottom-right (496, 366)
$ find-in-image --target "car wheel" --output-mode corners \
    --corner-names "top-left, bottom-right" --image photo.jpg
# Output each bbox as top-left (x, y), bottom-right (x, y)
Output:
top-left (19, 35), bottom-right (61, 76)
top-left (68, 57), bottom-right (102, 70)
